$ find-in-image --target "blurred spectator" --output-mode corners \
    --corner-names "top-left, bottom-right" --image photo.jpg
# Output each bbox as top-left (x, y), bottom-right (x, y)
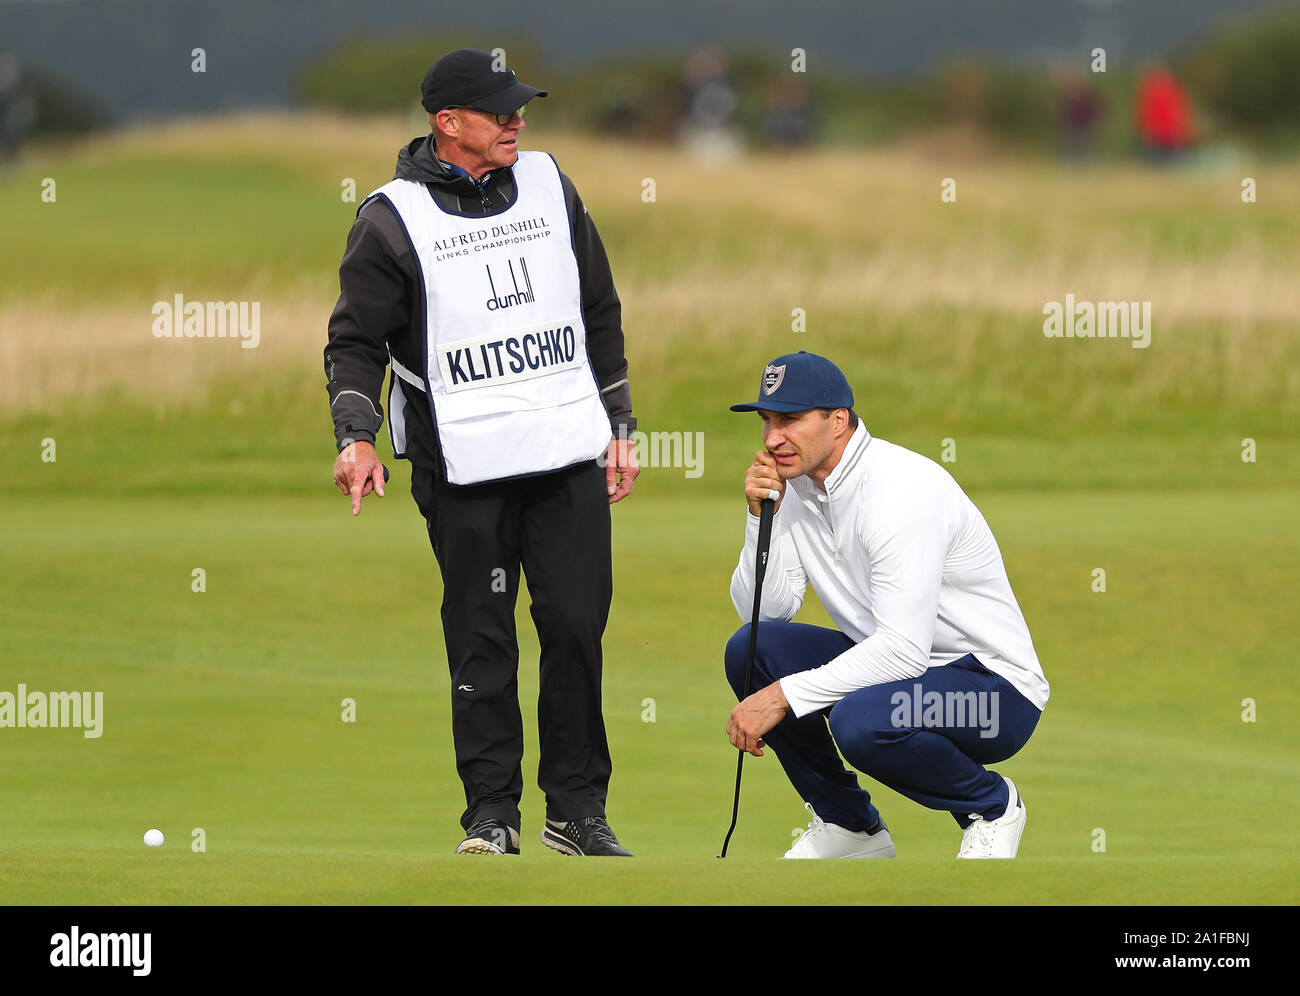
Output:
top-left (762, 77), bottom-right (812, 149)
top-left (598, 77), bottom-right (645, 138)
top-left (0, 53), bottom-right (37, 162)
top-left (678, 45), bottom-right (740, 161)
top-left (1056, 68), bottom-right (1102, 160)
top-left (1135, 65), bottom-right (1194, 162)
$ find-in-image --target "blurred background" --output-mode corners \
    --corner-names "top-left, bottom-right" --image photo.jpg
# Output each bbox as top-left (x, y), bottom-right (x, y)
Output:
top-left (1, 0), bottom-right (1297, 903)
top-left (4, 0), bottom-right (1299, 443)
top-left (5, 0), bottom-right (1300, 156)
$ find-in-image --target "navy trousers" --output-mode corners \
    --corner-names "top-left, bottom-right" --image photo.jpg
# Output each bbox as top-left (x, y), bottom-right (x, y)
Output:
top-left (724, 622), bottom-right (1040, 830)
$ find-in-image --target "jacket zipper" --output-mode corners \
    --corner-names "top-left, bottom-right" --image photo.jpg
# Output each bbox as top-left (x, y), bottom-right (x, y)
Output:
top-left (826, 491), bottom-right (844, 564)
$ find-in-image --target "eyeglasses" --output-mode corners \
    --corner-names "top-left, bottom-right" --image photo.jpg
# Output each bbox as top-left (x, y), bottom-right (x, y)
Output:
top-left (444, 104), bottom-right (527, 126)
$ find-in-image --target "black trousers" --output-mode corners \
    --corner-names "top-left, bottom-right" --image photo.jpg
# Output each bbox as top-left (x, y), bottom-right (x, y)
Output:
top-left (410, 459), bottom-right (614, 832)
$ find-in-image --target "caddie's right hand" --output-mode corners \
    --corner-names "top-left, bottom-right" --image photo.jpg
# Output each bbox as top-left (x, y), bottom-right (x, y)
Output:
top-left (333, 440), bottom-right (385, 517)
top-left (744, 449), bottom-right (785, 517)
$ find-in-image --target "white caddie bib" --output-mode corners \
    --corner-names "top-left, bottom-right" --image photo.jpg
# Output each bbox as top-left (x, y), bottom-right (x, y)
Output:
top-left (366, 152), bottom-right (611, 485)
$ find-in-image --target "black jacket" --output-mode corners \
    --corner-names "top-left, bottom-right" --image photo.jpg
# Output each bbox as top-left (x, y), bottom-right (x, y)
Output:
top-left (324, 134), bottom-right (635, 472)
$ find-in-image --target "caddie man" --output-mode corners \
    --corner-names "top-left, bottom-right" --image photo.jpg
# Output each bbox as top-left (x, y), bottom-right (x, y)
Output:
top-left (724, 351), bottom-right (1049, 858)
top-left (325, 48), bottom-right (638, 857)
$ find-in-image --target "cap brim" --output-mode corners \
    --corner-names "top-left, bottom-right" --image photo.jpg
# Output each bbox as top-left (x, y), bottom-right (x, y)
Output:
top-left (729, 401), bottom-right (819, 413)
top-left (475, 82), bottom-right (547, 113)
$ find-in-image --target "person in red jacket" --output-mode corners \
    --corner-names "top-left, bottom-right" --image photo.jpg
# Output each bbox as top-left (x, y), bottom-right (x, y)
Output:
top-left (1136, 65), bottom-right (1195, 161)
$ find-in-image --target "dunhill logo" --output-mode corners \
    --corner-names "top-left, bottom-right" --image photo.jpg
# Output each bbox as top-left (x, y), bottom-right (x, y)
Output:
top-left (485, 257), bottom-right (535, 311)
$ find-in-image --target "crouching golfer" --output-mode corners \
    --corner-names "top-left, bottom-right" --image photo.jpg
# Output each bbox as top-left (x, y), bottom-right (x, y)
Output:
top-left (724, 351), bottom-right (1049, 859)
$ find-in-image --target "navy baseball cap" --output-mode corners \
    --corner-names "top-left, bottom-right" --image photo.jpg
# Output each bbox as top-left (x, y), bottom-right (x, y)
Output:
top-left (730, 351), bottom-right (854, 413)
top-left (421, 48), bottom-right (547, 114)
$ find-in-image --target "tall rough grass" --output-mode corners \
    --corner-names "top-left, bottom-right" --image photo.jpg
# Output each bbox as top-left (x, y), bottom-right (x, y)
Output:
top-left (3, 113), bottom-right (1296, 435)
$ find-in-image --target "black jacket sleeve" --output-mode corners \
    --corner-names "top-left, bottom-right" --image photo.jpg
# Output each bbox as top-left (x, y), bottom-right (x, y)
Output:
top-left (561, 172), bottom-right (636, 435)
top-left (323, 204), bottom-right (412, 451)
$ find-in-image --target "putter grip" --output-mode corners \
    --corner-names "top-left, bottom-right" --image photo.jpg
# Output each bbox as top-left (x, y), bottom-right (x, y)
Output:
top-left (753, 497), bottom-right (775, 588)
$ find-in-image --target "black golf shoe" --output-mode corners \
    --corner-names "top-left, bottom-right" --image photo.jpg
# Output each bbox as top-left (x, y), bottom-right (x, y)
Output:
top-left (455, 819), bottom-right (520, 855)
top-left (540, 816), bottom-right (633, 856)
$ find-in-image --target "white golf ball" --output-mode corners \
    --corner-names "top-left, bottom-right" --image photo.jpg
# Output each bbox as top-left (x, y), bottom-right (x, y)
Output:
top-left (143, 828), bottom-right (164, 847)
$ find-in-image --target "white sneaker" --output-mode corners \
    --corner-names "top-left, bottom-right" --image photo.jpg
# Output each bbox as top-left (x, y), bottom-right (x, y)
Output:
top-left (783, 803), bottom-right (896, 859)
top-left (957, 776), bottom-right (1026, 859)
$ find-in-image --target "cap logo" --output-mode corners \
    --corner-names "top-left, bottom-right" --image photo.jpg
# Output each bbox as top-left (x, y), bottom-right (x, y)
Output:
top-left (762, 364), bottom-right (786, 396)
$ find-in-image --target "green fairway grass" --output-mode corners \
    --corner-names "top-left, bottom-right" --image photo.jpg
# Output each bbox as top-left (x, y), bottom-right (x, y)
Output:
top-left (1, 491), bottom-right (1296, 903)
top-left (2, 116), bottom-right (1297, 904)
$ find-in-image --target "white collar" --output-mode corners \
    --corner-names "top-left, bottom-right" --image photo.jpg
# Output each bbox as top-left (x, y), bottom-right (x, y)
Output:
top-left (792, 423), bottom-right (872, 503)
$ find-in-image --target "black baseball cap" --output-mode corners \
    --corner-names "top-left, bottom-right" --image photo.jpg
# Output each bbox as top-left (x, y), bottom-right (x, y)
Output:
top-left (421, 48), bottom-right (547, 114)
top-left (730, 351), bottom-right (855, 413)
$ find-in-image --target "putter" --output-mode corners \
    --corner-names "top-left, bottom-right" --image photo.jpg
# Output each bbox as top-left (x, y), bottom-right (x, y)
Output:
top-left (717, 496), bottom-right (776, 858)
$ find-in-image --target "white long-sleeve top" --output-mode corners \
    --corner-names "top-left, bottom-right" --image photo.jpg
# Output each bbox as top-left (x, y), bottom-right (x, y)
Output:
top-left (730, 424), bottom-right (1049, 718)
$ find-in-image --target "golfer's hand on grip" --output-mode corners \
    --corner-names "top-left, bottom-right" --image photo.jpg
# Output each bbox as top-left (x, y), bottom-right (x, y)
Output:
top-left (333, 440), bottom-right (386, 517)
top-left (745, 450), bottom-right (785, 517)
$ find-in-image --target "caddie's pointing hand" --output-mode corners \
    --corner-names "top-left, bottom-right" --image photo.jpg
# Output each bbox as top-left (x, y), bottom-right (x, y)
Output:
top-left (333, 440), bottom-right (386, 517)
